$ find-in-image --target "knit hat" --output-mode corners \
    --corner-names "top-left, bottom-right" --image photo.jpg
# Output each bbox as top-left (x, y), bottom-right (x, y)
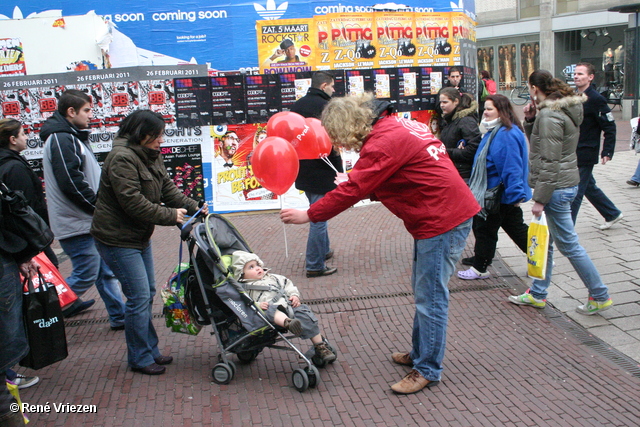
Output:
top-left (280, 39), bottom-right (294, 50)
top-left (230, 250), bottom-right (264, 280)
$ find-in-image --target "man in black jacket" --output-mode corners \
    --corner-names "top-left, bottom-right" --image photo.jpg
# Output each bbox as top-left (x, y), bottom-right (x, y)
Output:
top-left (290, 71), bottom-right (341, 277)
top-left (570, 62), bottom-right (622, 230)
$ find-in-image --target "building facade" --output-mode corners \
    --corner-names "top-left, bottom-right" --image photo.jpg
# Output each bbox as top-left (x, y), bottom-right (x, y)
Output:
top-left (476, 0), bottom-right (631, 115)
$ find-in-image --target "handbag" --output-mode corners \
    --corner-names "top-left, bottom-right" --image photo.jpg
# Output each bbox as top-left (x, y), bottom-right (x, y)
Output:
top-left (20, 272), bottom-right (68, 370)
top-left (20, 252), bottom-right (79, 310)
top-left (161, 262), bottom-right (203, 335)
top-left (527, 212), bottom-right (550, 280)
top-left (483, 182), bottom-right (504, 215)
top-left (0, 180), bottom-right (54, 260)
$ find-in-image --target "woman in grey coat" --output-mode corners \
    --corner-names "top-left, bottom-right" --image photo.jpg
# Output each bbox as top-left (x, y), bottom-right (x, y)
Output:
top-left (508, 69), bottom-right (613, 316)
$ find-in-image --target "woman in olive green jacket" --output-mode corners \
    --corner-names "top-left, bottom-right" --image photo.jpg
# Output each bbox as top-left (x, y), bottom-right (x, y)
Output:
top-left (508, 70), bottom-right (612, 317)
top-left (91, 110), bottom-right (207, 375)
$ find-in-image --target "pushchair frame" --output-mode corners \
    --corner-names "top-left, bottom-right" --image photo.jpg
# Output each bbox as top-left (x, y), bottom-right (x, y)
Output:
top-left (181, 213), bottom-right (331, 392)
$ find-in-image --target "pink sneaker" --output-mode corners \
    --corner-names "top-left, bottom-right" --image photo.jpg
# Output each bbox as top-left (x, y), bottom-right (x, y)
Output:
top-left (457, 267), bottom-right (490, 280)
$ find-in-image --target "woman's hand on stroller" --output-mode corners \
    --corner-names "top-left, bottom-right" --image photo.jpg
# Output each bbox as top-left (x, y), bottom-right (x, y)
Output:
top-left (259, 301), bottom-right (269, 310)
top-left (289, 295), bottom-right (301, 308)
top-left (176, 208), bottom-right (188, 224)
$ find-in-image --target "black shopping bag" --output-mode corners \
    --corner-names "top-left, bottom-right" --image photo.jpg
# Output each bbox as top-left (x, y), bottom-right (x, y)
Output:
top-left (19, 273), bottom-right (68, 370)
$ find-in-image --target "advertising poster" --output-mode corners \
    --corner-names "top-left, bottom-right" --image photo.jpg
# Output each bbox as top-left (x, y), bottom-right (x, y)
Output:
top-left (279, 72), bottom-right (313, 110)
top-left (417, 66), bottom-right (440, 111)
top-left (374, 12), bottom-right (416, 68)
top-left (328, 12), bottom-right (376, 70)
top-left (346, 69), bottom-right (374, 96)
top-left (174, 77), bottom-right (213, 128)
top-left (210, 123), bottom-right (308, 212)
top-left (414, 13), bottom-right (453, 67)
top-left (314, 15), bottom-right (331, 71)
top-left (397, 67), bottom-right (421, 112)
top-left (210, 75), bottom-right (246, 125)
top-left (451, 12), bottom-right (475, 66)
top-left (141, 79), bottom-right (176, 122)
top-left (244, 74), bottom-right (281, 124)
top-left (257, 18), bottom-right (315, 74)
top-left (520, 42), bottom-right (539, 85)
top-left (373, 68), bottom-right (400, 106)
top-left (498, 44), bottom-right (517, 89)
top-left (477, 46), bottom-right (495, 79)
top-left (0, 38), bottom-right (27, 76)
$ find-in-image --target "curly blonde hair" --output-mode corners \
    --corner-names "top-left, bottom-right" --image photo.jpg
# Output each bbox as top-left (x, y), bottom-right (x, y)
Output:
top-left (321, 93), bottom-right (376, 152)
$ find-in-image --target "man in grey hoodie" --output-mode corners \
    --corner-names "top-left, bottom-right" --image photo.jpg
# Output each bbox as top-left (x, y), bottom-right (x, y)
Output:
top-left (40, 89), bottom-right (125, 326)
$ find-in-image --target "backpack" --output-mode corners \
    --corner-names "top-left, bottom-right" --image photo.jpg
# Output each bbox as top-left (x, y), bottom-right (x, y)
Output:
top-left (480, 80), bottom-right (489, 101)
top-left (484, 78), bottom-right (497, 95)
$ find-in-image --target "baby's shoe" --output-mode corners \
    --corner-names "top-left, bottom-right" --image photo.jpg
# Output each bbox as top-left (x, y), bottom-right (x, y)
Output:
top-left (314, 341), bottom-right (336, 364)
top-left (283, 318), bottom-right (303, 336)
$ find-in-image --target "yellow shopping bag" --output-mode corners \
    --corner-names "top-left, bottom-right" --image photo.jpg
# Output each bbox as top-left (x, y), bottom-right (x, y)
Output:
top-left (527, 212), bottom-right (549, 280)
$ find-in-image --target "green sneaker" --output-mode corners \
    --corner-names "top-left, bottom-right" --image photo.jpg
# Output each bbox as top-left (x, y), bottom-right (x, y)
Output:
top-left (576, 297), bottom-right (613, 315)
top-left (508, 291), bottom-right (546, 308)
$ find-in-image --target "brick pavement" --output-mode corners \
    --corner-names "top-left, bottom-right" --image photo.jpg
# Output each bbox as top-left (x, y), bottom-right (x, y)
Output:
top-left (18, 196), bottom-right (640, 426)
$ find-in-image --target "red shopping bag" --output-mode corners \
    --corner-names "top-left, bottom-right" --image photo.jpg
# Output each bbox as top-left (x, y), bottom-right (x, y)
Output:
top-left (21, 252), bottom-right (78, 309)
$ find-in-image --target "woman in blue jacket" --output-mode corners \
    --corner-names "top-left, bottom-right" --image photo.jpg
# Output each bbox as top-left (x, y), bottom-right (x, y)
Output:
top-left (458, 94), bottom-right (532, 279)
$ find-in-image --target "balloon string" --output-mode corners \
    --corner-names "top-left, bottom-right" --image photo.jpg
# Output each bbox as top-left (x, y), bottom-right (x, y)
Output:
top-left (280, 196), bottom-right (289, 258)
top-left (321, 156), bottom-right (339, 174)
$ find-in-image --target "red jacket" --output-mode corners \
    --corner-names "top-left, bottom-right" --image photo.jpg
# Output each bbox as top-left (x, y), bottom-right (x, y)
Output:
top-left (308, 116), bottom-right (480, 239)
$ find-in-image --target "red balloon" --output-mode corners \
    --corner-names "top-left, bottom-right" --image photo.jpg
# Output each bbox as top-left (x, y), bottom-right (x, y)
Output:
top-left (251, 136), bottom-right (300, 195)
top-left (302, 118), bottom-right (332, 159)
top-left (266, 111), bottom-right (306, 145)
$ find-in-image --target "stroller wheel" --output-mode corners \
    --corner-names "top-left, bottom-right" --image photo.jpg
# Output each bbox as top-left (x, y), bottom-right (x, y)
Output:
top-left (212, 363), bottom-right (234, 385)
top-left (236, 350), bottom-right (259, 364)
top-left (292, 368), bottom-right (309, 392)
top-left (305, 365), bottom-right (321, 389)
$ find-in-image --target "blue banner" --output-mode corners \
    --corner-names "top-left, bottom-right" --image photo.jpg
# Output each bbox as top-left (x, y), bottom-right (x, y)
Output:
top-left (2, 1), bottom-right (475, 71)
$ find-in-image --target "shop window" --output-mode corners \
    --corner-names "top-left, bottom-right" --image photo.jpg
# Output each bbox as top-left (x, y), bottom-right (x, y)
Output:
top-left (520, 0), bottom-right (540, 19)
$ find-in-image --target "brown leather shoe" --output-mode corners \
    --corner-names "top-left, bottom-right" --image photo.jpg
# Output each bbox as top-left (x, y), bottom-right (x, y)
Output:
top-left (306, 267), bottom-right (338, 278)
top-left (154, 355), bottom-right (173, 365)
top-left (390, 369), bottom-right (439, 394)
top-left (131, 363), bottom-right (166, 375)
top-left (391, 352), bottom-right (413, 366)
top-left (325, 250), bottom-right (334, 260)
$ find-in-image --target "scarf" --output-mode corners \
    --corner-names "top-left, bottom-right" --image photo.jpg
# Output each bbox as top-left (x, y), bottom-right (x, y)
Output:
top-left (481, 117), bottom-right (500, 131)
top-left (468, 122), bottom-right (502, 219)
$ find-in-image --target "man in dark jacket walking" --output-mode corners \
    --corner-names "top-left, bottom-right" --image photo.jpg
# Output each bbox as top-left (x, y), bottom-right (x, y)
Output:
top-left (290, 71), bottom-right (342, 277)
top-left (570, 62), bottom-right (622, 230)
top-left (41, 89), bottom-right (125, 324)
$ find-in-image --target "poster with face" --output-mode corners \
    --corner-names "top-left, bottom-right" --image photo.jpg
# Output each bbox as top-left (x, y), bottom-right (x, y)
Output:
top-left (210, 124), bottom-right (308, 211)
top-left (498, 44), bottom-right (517, 89)
top-left (477, 47), bottom-right (495, 80)
top-left (257, 18), bottom-right (315, 74)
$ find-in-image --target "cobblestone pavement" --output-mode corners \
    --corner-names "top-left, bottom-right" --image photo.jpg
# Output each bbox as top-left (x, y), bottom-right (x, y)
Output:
top-left (16, 110), bottom-right (640, 426)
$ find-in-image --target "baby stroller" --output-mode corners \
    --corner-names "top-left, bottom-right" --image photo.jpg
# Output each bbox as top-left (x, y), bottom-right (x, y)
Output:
top-left (179, 213), bottom-right (336, 392)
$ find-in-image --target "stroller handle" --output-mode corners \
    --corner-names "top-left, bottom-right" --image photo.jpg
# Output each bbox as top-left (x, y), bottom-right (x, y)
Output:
top-left (179, 204), bottom-right (206, 241)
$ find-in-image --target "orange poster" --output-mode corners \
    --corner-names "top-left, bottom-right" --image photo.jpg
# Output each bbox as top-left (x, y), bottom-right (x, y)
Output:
top-left (328, 12), bottom-right (376, 70)
top-left (373, 12), bottom-right (416, 68)
top-left (414, 13), bottom-right (453, 67)
top-left (451, 12), bottom-right (476, 66)
top-left (315, 15), bottom-right (331, 70)
top-left (257, 19), bottom-right (315, 74)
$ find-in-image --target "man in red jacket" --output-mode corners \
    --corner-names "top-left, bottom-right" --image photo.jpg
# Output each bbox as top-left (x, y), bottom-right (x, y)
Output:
top-left (281, 93), bottom-right (479, 394)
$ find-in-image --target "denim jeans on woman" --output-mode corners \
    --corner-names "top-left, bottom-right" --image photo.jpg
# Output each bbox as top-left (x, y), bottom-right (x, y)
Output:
top-left (410, 218), bottom-right (471, 382)
top-left (95, 241), bottom-right (161, 369)
top-left (529, 186), bottom-right (610, 302)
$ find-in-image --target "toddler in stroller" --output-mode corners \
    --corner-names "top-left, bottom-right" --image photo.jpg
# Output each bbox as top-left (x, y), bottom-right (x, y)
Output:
top-left (230, 250), bottom-right (336, 365)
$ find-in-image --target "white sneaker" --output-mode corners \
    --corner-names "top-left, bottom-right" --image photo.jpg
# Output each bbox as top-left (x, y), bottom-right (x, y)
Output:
top-left (13, 373), bottom-right (40, 389)
top-left (599, 213), bottom-right (623, 230)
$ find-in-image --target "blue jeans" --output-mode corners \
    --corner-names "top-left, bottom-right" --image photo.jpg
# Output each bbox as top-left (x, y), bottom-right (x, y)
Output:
top-left (95, 241), bottom-right (161, 369)
top-left (59, 234), bottom-right (125, 327)
top-left (305, 192), bottom-right (331, 271)
top-left (410, 218), bottom-right (471, 381)
top-left (530, 186), bottom-right (610, 302)
top-left (632, 159), bottom-right (640, 183)
top-left (0, 254), bottom-right (28, 373)
top-left (570, 165), bottom-right (621, 223)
